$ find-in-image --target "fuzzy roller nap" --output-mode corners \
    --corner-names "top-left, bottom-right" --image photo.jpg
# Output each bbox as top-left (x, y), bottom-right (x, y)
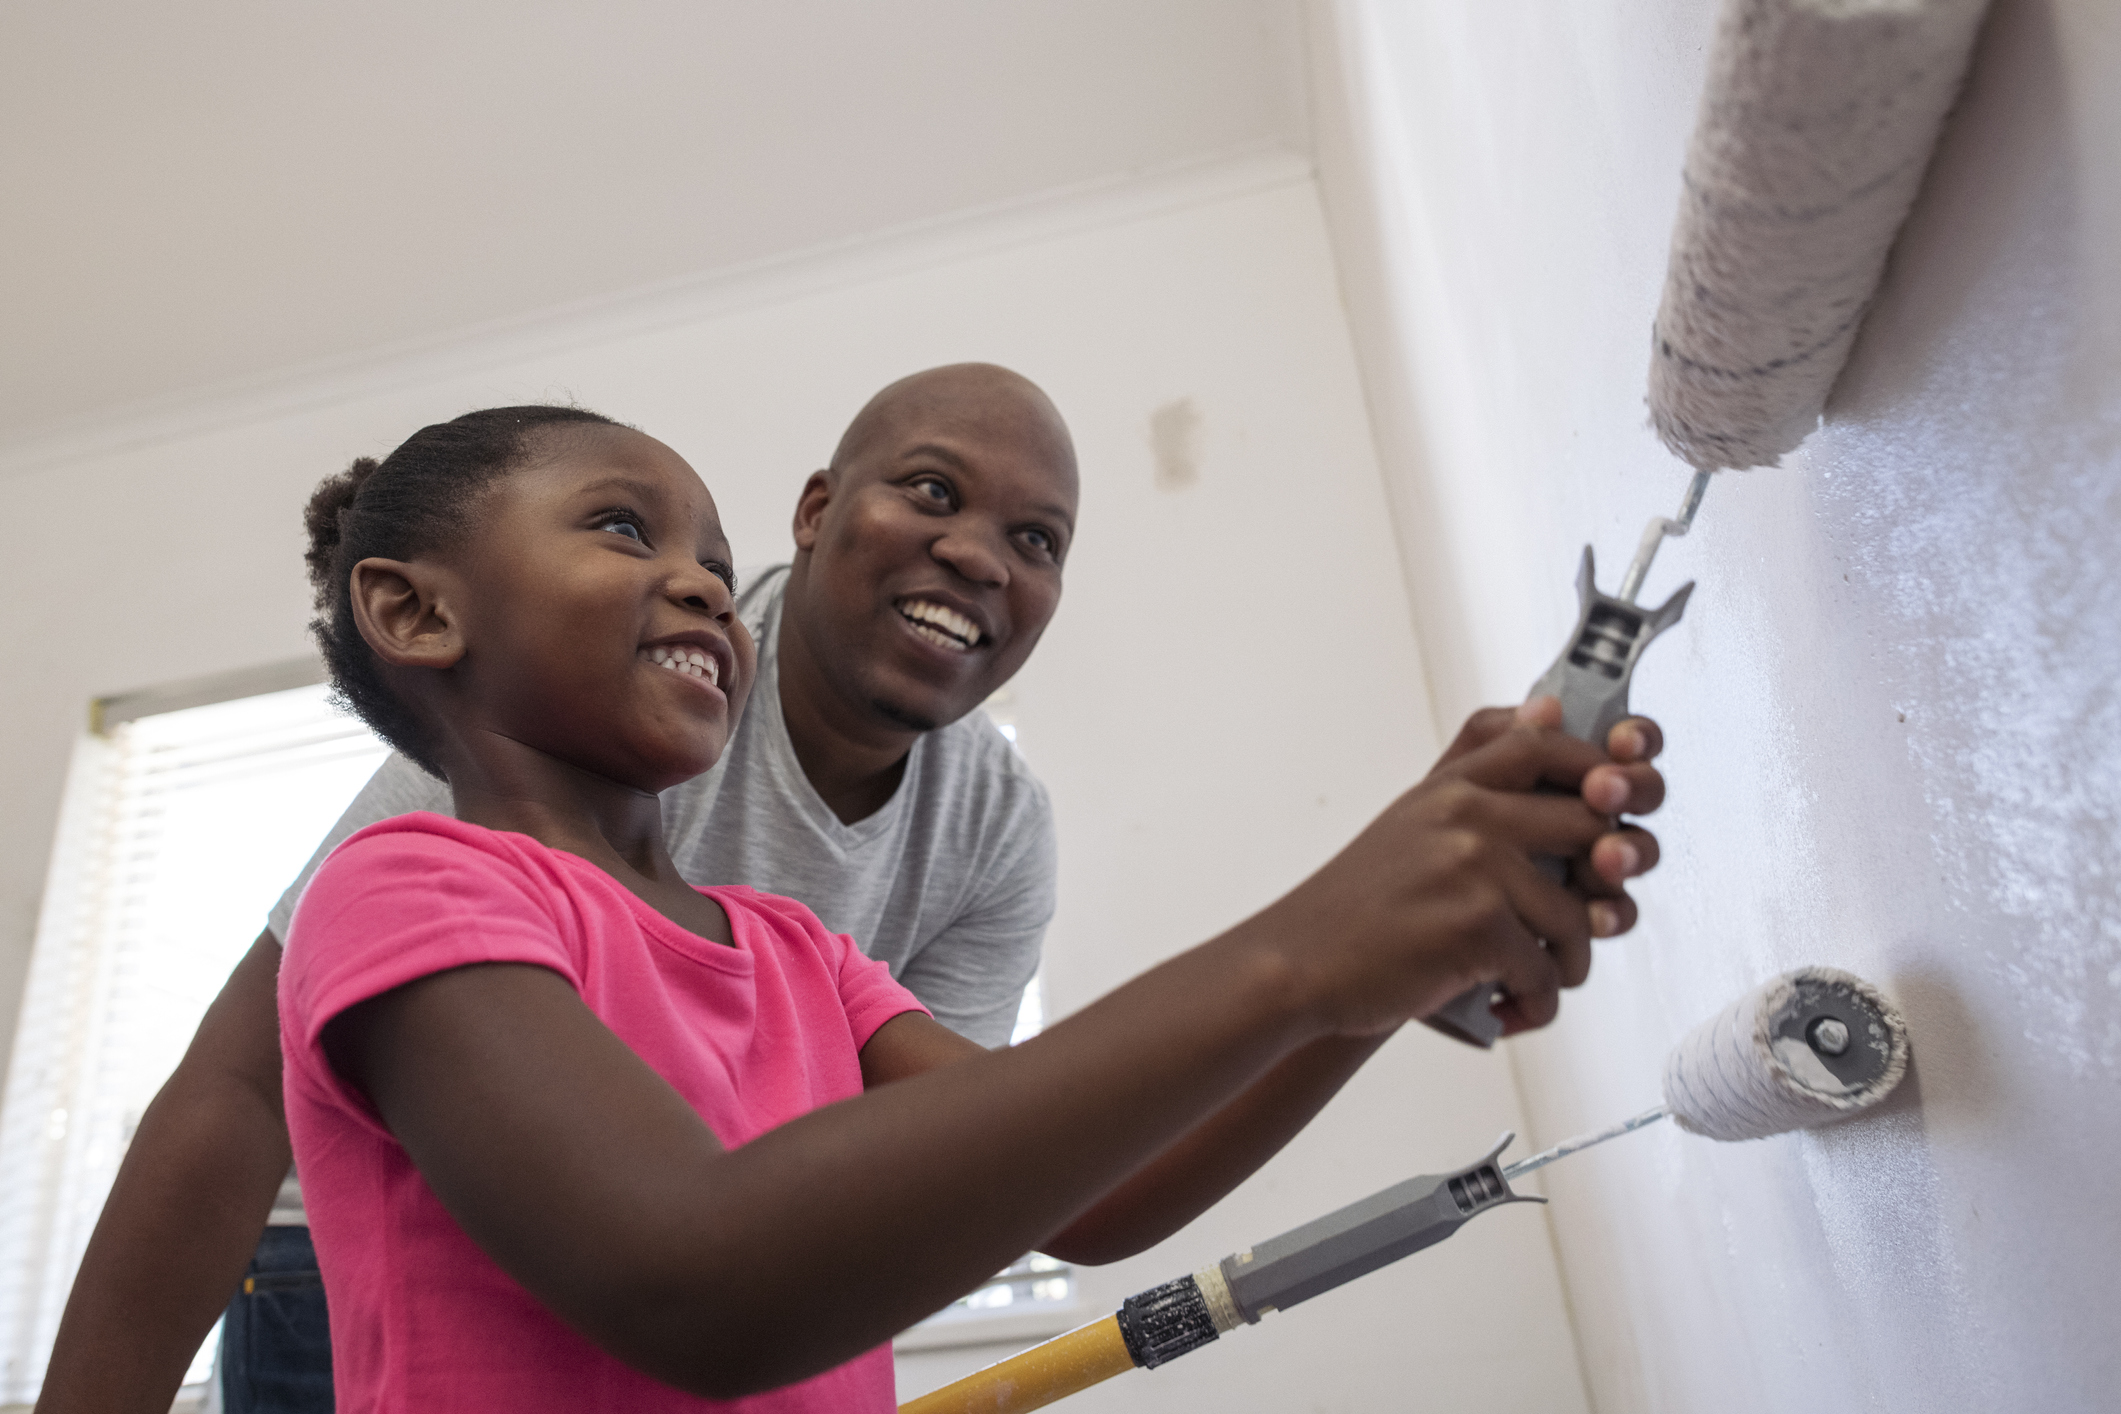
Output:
top-left (1661, 965), bottom-right (1909, 1141)
top-left (1648, 0), bottom-right (1990, 470)
top-left (903, 970), bottom-right (1909, 1414)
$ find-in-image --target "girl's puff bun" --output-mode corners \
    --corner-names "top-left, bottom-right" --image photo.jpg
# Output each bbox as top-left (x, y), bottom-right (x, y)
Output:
top-left (307, 406), bottom-right (621, 778)
top-left (304, 456), bottom-right (382, 609)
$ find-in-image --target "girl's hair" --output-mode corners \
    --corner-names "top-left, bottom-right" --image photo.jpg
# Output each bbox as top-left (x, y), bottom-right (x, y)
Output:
top-left (304, 405), bottom-right (622, 777)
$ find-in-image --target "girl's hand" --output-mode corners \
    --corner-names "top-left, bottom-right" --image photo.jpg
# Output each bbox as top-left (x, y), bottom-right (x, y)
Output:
top-left (1248, 700), bottom-right (1664, 1040)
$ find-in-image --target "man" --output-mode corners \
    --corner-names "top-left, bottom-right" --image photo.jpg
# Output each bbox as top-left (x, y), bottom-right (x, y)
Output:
top-left (36, 363), bottom-right (1079, 1412)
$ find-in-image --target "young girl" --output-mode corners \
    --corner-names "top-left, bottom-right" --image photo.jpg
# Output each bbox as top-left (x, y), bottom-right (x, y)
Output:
top-left (281, 406), bottom-right (1664, 1411)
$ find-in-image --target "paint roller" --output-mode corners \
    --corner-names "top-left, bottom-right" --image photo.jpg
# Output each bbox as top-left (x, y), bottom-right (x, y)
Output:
top-left (899, 967), bottom-right (1910, 1414)
top-left (1428, 0), bottom-right (1989, 1047)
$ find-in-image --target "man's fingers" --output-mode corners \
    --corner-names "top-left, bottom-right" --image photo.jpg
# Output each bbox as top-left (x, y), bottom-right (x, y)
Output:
top-left (1453, 718), bottom-right (1616, 795)
top-left (1467, 903), bottom-right (1565, 1036)
top-left (1456, 722), bottom-right (1665, 817)
top-left (1455, 789), bottom-right (1624, 859)
top-left (1517, 695), bottom-right (1564, 730)
top-left (1586, 893), bottom-right (1638, 939)
top-left (1494, 960), bottom-right (1564, 1033)
top-left (1435, 706), bottom-right (1526, 768)
top-left (1575, 826), bottom-right (1660, 892)
top-left (1607, 716), bottom-right (1664, 763)
top-left (1581, 761), bottom-right (1666, 816)
top-left (1498, 854), bottom-right (1593, 989)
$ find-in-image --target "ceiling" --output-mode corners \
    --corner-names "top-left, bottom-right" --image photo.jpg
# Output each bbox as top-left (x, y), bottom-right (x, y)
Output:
top-left (0, 0), bottom-right (1308, 447)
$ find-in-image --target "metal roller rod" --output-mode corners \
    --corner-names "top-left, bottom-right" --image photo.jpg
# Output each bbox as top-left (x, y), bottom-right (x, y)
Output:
top-left (1502, 1104), bottom-right (1669, 1180)
top-left (1617, 469), bottom-right (1714, 604)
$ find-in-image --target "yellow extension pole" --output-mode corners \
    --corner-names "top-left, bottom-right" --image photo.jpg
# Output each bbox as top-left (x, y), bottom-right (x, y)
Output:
top-left (899, 1315), bottom-right (1138, 1414)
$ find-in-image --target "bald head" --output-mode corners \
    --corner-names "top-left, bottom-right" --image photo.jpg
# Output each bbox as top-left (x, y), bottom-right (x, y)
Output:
top-left (781, 362), bottom-right (1078, 742)
top-left (829, 364), bottom-right (1077, 499)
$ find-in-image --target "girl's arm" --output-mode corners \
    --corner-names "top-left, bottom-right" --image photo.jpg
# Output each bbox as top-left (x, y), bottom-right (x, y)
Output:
top-left (322, 709), bottom-right (1656, 1399)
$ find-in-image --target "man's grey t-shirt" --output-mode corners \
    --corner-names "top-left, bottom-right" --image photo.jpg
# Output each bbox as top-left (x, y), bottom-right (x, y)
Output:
top-left (269, 564), bottom-right (1055, 1048)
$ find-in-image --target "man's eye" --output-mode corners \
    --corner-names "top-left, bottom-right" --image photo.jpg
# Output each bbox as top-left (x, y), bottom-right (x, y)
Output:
top-left (1022, 527), bottom-right (1055, 555)
top-left (910, 476), bottom-right (954, 505)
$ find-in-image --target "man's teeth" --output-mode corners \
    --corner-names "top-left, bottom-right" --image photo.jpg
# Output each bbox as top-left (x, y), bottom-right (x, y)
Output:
top-left (897, 599), bottom-right (981, 650)
top-left (644, 645), bottom-right (720, 686)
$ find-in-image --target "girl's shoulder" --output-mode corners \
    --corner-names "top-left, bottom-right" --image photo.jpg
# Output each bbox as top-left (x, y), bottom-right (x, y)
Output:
top-left (698, 884), bottom-right (875, 970)
top-left (302, 811), bottom-right (586, 925)
top-left (700, 885), bottom-right (926, 1039)
top-left (699, 883), bottom-right (837, 944)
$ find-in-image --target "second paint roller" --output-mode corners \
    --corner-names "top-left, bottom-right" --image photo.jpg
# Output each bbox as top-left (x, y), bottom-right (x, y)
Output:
top-left (900, 968), bottom-right (1911, 1414)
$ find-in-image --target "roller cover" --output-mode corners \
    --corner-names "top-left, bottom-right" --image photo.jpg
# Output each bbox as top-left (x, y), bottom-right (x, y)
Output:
top-left (1661, 966), bottom-right (1910, 1142)
top-left (1648, 0), bottom-right (1989, 470)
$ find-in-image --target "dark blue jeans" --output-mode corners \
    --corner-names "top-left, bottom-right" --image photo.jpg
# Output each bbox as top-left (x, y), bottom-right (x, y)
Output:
top-left (221, 1226), bottom-right (333, 1414)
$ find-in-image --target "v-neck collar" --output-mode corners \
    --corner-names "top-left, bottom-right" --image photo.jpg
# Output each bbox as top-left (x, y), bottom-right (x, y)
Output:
top-left (749, 579), bottom-right (918, 856)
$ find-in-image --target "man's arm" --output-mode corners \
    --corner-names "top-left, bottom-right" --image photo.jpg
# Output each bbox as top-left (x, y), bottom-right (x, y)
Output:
top-left (33, 930), bottom-right (290, 1414)
top-left (36, 752), bottom-right (446, 1411)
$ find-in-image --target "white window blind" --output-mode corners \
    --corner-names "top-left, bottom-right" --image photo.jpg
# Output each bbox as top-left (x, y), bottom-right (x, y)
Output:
top-left (0, 676), bottom-right (388, 1404)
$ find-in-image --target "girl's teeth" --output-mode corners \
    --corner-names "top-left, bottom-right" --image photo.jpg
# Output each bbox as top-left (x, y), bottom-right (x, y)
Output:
top-left (643, 646), bottom-right (721, 686)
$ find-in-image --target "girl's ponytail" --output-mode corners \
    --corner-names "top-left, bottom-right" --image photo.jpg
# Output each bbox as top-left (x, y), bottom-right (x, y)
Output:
top-left (304, 455), bottom-right (381, 607)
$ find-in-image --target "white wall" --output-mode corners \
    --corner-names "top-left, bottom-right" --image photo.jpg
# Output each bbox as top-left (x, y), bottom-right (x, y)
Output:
top-left (1316, 1), bottom-right (2121, 1409)
top-left (0, 159), bottom-right (1592, 1410)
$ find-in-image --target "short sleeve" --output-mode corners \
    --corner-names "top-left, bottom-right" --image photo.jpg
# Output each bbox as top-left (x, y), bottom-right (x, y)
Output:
top-left (726, 887), bottom-right (928, 1050)
top-left (895, 785), bottom-right (1056, 1047)
top-left (279, 817), bottom-right (585, 1063)
top-left (268, 753), bottom-right (453, 941)
top-left (832, 929), bottom-right (931, 1050)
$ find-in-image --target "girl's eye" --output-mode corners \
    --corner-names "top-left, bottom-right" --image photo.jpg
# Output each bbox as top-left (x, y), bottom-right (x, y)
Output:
top-left (596, 511), bottom-right (646, 543)
top-left (1021, 527), bottom-right (1056, 556)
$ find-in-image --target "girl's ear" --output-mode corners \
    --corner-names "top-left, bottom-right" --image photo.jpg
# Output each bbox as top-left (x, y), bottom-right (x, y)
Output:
top-left (348, 558), bottom-right (466, 669)
top-left (790, 470), bottom-right (833, 551)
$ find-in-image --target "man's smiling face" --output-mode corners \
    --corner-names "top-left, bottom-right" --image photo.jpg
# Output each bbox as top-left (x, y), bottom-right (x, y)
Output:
top-left (786, 365), bottom-right (1079, 735)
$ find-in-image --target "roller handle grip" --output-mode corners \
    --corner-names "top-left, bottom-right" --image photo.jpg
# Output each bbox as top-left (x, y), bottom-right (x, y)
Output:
top-left (898, 1315), bottom-right (1135, 1414)
top-left (1424, 547), bottom-right (1687, 1049)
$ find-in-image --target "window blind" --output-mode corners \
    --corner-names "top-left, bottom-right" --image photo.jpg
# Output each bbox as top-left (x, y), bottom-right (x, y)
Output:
top-left (0, 679), bottom-right (388, 1403)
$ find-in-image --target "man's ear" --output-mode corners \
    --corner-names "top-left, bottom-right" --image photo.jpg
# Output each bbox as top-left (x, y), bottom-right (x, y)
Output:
top-left (790, 470), bottom-right (833, 552)
top-left (348, 558), bottom-right (465, 669)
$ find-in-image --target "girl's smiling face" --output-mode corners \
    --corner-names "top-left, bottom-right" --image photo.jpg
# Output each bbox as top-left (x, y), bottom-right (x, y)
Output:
top-left (437, 424), bottom-right (756, 794)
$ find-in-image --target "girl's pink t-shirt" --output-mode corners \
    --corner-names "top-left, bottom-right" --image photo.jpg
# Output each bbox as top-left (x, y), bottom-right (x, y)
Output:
top-left (278, 812), bottom-right (926, 1413)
